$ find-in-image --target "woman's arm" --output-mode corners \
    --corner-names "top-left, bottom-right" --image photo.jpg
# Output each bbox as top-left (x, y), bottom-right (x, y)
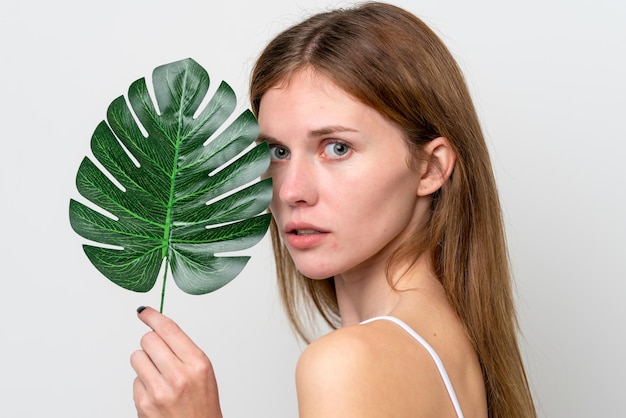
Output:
top-left (131, 307), bottom-right (223, 418)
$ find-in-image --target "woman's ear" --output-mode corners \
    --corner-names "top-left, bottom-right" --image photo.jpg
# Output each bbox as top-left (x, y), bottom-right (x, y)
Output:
top-left (416, 137), bottom-right (456, 197)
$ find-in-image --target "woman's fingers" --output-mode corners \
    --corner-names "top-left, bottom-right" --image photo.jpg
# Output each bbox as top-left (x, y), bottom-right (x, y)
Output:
top-left (130, 345), bottom-right (166, 393)
top-left (137, 307), bottom-right (202, 362)
top-left (131, 307), bottom-right (223, 417)
top-left (138, 330), bottom-right (183, 381)
top-left (131, 349), bottom-right (173, 418)
top-left (132, 376), bottom-right (152, 418)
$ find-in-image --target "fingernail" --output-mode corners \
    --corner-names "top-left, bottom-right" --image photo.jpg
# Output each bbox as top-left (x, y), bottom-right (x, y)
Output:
top-left (137, 306), bottom-right (147, 314)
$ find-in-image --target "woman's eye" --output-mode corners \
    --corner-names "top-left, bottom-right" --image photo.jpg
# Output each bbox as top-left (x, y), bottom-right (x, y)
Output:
top-left (324, 141), bottom-right (351, 159)
top-left (269, 145), bottom-right (290, 160)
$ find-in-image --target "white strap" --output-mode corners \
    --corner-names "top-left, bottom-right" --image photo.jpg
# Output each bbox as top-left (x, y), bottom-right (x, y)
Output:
top-left (360, 315), bottom-right (464, 418)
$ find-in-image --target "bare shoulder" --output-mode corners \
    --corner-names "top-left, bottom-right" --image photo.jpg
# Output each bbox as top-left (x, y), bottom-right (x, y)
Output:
top-left (296, 325), bottom-right (379, 389)
top-left (295, 325), bottom-right (389, 418)
top-left (295, 321), bottom-right (459, 418)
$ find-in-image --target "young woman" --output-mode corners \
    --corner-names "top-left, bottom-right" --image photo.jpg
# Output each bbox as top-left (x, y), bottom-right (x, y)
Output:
top-left (131, 2), bottom-right (536, 417)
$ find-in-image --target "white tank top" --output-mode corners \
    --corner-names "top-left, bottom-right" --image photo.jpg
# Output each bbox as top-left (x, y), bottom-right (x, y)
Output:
top-left (360, 315), bottom-right (464, 418)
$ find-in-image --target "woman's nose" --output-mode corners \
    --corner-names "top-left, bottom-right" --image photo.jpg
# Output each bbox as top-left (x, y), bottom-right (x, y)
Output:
top-left (277, 157), bottom-right (318, 206)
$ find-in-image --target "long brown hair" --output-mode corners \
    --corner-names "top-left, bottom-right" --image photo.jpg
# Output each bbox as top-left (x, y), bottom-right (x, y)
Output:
top-left (250, 2), bottom-right (536, 417)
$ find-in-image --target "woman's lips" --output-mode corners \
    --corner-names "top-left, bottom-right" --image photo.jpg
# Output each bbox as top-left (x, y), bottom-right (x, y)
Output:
top-left (292, 229), bottom-right (319, 235)
top-left (284, 223), bottom-right (329, 249)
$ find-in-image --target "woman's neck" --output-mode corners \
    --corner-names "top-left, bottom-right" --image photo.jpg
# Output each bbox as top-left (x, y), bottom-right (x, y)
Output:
top-left (334, 254), bottom-right (436, 326)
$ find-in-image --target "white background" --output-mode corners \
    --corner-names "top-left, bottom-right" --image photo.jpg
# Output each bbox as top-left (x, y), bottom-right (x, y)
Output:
top-left (1, 0), bottom-right (624, 417)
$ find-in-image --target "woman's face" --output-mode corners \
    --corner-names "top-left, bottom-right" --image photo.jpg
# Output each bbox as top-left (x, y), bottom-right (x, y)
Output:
top-left (258, 69), bottom-right (425, 280)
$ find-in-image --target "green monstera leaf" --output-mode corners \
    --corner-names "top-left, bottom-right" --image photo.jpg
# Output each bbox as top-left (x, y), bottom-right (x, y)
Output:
top-left (69, 58), bottom-right (272, 312)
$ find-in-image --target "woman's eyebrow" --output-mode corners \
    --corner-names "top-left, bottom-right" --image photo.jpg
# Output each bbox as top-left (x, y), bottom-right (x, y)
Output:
top-left (308, 125), bottom-right (358, 138)
top-left (255, 126), bottom-right (358, 144)
top-left (255, 133), bottom-right (275, 144)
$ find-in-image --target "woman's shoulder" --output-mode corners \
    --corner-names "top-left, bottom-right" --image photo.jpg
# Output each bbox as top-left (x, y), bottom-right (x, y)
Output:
top-left (296, 321), bottom-right (386, 386)
top-left (295, 319), bottom-right (460, 418)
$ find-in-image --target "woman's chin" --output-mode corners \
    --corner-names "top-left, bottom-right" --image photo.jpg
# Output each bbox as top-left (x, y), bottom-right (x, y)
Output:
top-left (294, 264), bottom-right (335, 281)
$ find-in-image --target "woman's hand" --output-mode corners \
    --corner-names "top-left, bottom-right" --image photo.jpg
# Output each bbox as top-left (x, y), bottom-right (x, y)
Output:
top-left (131, 307), bottom-right (223, 418)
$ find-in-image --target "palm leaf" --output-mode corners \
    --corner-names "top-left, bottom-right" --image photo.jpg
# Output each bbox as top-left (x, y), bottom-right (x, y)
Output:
top-left (69, 58), bottom-right (272, 311)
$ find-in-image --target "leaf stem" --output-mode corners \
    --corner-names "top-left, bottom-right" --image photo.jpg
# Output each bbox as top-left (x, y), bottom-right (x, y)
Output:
top-left (159, 262), bottom-right (169, 313)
